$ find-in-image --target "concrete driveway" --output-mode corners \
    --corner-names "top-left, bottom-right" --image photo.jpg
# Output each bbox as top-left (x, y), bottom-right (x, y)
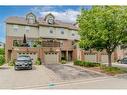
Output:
top-left (0, 64), bottom-right (105, 89)
top-left (0, 65), bottom-right (61, 89)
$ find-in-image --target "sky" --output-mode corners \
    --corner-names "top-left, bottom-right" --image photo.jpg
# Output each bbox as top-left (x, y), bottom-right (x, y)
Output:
top-left (0, 6), bottom-right (91, 43)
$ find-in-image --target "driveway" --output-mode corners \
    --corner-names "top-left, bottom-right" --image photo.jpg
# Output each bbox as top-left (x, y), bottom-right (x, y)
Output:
top-left (44, 64), bottom-right (105, 80)
top-left (0, 65), bottom-right (61, 89)
top-left (0, 64), bottom-right (105, 89)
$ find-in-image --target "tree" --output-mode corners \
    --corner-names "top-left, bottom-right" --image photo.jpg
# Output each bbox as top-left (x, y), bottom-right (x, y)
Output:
top-left (22, 34), bottom-right (29, 47)
top-left (0, 48), bottom-right (4, 55)
top-left (77, 6), bottom-right (127, 67)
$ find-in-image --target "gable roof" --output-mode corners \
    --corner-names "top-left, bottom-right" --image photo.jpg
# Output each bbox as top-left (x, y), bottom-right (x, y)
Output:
top-left (26, 12), bottom-right (36, 19)
top-left (6, 13), bottom-right (78, 30)
top-left (44, 13), bottom-right (55, 21)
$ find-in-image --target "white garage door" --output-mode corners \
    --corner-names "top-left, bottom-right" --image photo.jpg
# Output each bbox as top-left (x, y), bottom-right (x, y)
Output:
top-left (101, 54), bottom-right (108, 63)
top-left (44, 52), bottom-right (58, 64)
top-left (17, 52), bottom-right (37, 63)
top-left (84, 53), bottom-right (97, 62)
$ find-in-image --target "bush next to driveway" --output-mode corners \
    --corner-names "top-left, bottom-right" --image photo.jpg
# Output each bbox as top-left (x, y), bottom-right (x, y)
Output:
top-left (0, 55), bottom-right (5, 66)
top-left (35, 58), bottom-right (41, 65)
top-left (74, 60), bottom-right (100, 67)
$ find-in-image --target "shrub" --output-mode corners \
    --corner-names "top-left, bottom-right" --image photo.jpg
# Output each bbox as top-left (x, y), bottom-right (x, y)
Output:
top-left (33, 44), bottom-right (37, 47)
top-left (61, 60), bottom-right (66, 64)
top-left (74, 60), bottom-right (83, 66)
top-left (61, 56), bottom-right (66, 60)
top-left (0, 55), bottom-right (5, 66)
top-left (35, 58), bottom-right (41, 65)
top-left (8, 59), bottom-right (15, 66)
top-left (83, 61), bottom-right (100, 67)
top-left (74, 60), bottom-right (100, 67)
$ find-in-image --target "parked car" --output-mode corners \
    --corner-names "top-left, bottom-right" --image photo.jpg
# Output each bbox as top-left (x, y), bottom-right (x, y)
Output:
top-left (14, 55), bottom-right (33, 70)
top-left (117, 57), bottom-right (127, 64)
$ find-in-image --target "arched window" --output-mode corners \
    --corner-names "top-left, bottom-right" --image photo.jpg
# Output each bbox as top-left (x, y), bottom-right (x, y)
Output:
top-left (28, 16), bottom-right (35, 24)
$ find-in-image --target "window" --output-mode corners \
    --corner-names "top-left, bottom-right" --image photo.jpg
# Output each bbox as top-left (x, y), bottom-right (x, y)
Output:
top-left (50, 30), bottom-right (53, 33)
top-left (13, 40), bottom-right (19, 46)
top-left (72, 33), bottom-right (75, 36)
top-left (28, 16), bottom-right (35, 24)
top-left (13, 25), bottom-right (18, 32)
top-left (25, 26), bottom-right (30, 32)
top-left (61, 30), bottom-right (64, 34)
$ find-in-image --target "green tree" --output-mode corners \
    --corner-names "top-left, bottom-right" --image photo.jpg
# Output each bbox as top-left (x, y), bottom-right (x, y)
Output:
top-left (0, 55), bottom-right (5, 66)
top-left (77, 6), bottom-right (127, 67)
top-left (0, 48), bottom-right (4, 55)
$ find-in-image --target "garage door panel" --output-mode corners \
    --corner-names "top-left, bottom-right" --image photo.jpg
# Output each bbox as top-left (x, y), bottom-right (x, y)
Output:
top-left (101, 54), bottom-right (114, 63)
top-left (44, 52), bottom-right (58, 64)
top-left (17, 53), bottom-right (37, 63)
top-left (84, 54), bottom-right (97, 62)
top-left (101, 54), bottom-right (108, 63)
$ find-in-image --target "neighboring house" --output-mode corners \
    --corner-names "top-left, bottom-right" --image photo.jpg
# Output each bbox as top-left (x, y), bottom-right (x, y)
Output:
top-left (5, 12), bottom-right (118, 64)
top-left (0, 42), bottom-right (4, 48)
top-left (5, 12), bottom-right (80, 63)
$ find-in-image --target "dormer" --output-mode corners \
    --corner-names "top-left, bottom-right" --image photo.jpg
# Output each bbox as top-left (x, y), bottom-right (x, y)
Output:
top-left (26, 12), bottom-right (36, 24)
top-left (44, 13), bottom-right (55, 24)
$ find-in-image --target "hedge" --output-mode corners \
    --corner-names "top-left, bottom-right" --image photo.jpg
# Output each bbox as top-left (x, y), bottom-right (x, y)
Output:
top-left (74, 60), bottom-right (100, 67)
top-left (35, 58), bottom-right (41, 65)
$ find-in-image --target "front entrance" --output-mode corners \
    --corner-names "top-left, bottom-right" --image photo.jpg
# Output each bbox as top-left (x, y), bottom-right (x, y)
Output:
top-left (68, 51), bottom-right (72, 61)
top-left (61, 51), bottom-right (66, 60)
top-left (61, 51), bottom-right (73, 61)
top-left (44, 52), bottom-right (58, 64)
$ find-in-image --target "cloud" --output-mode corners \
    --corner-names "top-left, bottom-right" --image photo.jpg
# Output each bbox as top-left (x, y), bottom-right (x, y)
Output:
top-left (40, 10), bottom-right (80, 23)
top-left (31, 6), bottom-right (80, 23)
top-left (31, 6), bottom-right (55, 13)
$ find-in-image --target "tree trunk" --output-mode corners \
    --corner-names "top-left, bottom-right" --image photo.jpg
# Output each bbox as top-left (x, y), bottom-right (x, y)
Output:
top-left (108, 53), bottom-right (112, 67)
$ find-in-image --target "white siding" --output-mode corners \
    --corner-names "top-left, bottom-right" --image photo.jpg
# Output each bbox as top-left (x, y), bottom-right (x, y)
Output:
top-left (39, 26), bottom-right (79, 40)
top-left (6, 24), bottom-right (38, 38)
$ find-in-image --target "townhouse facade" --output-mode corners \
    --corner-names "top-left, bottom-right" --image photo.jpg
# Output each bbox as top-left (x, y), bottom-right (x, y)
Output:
top-left (5, 12), bottom-right (81, 64)
top-left (5, 12), bottom-right (123, 64)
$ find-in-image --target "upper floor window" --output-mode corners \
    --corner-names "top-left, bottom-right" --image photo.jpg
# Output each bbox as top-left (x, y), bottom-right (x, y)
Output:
top-left (13, 25), bottom-right (18, 32)
top-left (25, 26), bottom-right (30, 32)
top-left (47, 17), bottom-right (54, 24)
top-left (50, 30), bottom-right (53, 33)
top-left (61, 30), bottom-right (64, 34)
top-left (72, 33), bottom-right (75, 36)
top-left (45, 13), bottom-right (55, 24)
top-left (26, 12), bottom-right (36, 24)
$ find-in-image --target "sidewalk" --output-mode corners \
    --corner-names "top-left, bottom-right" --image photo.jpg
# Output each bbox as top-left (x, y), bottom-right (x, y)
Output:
top-left (102, 62), bottom-right (127, 69)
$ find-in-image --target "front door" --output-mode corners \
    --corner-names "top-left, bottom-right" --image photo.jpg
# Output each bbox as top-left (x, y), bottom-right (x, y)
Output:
top-left (68, 51), bottom-right (72, 61)
top-left (61, 51), bottom-right (66, 60)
